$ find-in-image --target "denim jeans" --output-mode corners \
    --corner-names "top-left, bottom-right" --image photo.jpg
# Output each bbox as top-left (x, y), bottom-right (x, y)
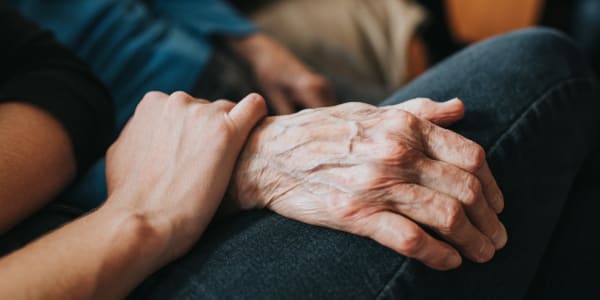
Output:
top-left (571, 0), bottom-right (600, 73)
top-left (2, 28), bottom-right (599, 299)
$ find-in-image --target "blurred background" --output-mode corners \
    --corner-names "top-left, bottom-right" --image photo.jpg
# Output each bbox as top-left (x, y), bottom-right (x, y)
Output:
top-left (227, 0), bottom-right (600, 102)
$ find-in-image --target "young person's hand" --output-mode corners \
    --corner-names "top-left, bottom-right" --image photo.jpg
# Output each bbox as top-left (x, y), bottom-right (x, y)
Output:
top-left (228, 33), bottom-right (336, 114)
top-left (105, 91), bottom-right (267, 263)
top-left (228, 98), bottom-right (507, 271)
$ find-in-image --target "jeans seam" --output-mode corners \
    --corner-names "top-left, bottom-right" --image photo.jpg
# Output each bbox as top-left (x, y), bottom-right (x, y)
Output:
top-left (373, 76), bottom-right (597, 300)
top-left (374, 257), bottom-right (411, 300)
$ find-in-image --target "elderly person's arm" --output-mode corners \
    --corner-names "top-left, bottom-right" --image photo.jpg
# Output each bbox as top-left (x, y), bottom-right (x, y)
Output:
top-left (147, 0), bottom-right (336, 114)
top-left (0, 7), bottom-right (114, 233)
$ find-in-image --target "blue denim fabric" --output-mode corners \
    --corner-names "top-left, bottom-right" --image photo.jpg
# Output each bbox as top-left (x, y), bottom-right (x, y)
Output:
top-left (571, 0), bottom-right (600, 73)
top-left (2, 28), bottom-right (599, 299)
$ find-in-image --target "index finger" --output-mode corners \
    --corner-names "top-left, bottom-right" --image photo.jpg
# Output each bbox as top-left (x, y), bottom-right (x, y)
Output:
top-left (419, 120), bottom-right (504, 213)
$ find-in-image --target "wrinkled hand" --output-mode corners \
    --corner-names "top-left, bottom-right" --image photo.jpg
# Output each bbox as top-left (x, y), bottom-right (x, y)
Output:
top-left (105, 91), bottom-right (266, 262)
top-left (229, 98), bottom-right (506, 270)
top-left (228, 33), bottom-right (336, 114)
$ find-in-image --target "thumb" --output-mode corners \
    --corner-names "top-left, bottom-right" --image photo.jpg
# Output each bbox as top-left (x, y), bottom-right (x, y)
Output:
top-left (229, 93), bottom-right (268, 138)
top-left (395, 98), bottom-right (465, 126)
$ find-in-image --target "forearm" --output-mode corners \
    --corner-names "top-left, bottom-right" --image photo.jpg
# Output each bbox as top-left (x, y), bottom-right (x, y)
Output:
top-left (0, 102), bottom-right (75, 232)
top-left (0, 200), bottom-right (167, 299)
top-left (0, 91), bottom-right (266, 299)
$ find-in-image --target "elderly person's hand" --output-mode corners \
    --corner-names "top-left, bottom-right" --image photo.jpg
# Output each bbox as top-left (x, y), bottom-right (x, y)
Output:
top-left (227, 97), bottom-right (506, 271)
top-left (228, 33), bottom-right (336, 114)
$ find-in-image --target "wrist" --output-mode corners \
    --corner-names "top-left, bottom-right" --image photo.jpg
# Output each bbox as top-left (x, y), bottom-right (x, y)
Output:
top-left (229, 118), bottom-right (275, 210)
top-left (96, 198), bottom-right (173, 268)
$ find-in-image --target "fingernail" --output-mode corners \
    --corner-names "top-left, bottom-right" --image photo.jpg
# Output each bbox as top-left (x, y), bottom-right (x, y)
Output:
top-left (492, 223), bottom-right (508, 249)
top-left (478, 239), bottom-right (495, 262)
top-left (446, 252), bottom-right (462, 268)
top-left (494, 191), bottom-right (505, 213)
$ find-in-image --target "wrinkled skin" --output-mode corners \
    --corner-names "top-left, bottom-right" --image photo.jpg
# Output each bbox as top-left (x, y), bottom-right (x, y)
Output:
top-left (229, 98), bottom-right (507, 270)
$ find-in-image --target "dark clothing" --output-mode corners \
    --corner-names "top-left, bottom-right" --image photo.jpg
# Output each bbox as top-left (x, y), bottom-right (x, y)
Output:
top-left (0, 5), bottom-right (114, 174)
top-left (2, 28), bottom-right (599, 299)
top-left (570, 0), bottom-right (600, 73)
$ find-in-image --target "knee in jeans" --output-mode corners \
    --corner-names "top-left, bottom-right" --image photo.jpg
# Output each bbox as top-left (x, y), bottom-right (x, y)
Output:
top-left (503, 27), bottom-right (592, 79)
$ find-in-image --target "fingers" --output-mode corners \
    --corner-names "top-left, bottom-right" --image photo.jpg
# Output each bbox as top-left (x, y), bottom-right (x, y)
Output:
top-left (419, 121), bottom-right (504, 214)
top-left (416, 158), bottom-right (507, 249)
top-left (386, 184), bottom-right (496, 263)
top-left (476, 161), bottom-right (504, 213)
top-left (365, 211), bottom-right (462, 270)
top-left (393, 98), bottom-right (465, 126)
top-left (292, 75), bottom-right (337, 108)
top-left (229, 93), bottom-right (268, 137)
top-left (266, 89), bottom-right (295, 115)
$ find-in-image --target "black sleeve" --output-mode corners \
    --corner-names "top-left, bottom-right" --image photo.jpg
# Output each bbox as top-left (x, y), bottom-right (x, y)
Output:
top-left (0, 5), bottom-right (115, 175)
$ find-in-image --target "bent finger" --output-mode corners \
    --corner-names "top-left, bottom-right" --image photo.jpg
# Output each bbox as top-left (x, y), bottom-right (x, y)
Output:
top-left (385, 184), bottom-right (496, 263)
top-left (364, 211), bottom-right (462, 270)
top-left (476, 161), bottom-right (504, 213)
top-left (419, 123), bottom-right (504, 213)
top-left (416, 158), bottom-right (507, 249)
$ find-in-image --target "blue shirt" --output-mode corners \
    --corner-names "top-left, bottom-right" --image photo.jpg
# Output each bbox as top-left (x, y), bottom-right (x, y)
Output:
top-left (10, 0), bottom-right (256, 127)
top-left (10, 0), bottom-right (257, 209)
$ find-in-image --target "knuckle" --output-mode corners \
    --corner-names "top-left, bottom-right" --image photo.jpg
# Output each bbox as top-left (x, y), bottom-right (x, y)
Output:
top-left (398, 228), bottom-right (425, 255)
top-left (460, 175), bottom-right (482, 206)
top-left (169, 91), bottom-right (194, 105)
top-left (395, 110), bottom-right (421, 131)
top-left (463, 143), bottom-right (486, 172)
top-left (136, 91), bottom-right (165, 113)
top-left (380, 141), bottom-right (420, 167)
top-left (440, 201), bottom-right (465, 232)
top-left (142, 91), bottom-right (165, 101)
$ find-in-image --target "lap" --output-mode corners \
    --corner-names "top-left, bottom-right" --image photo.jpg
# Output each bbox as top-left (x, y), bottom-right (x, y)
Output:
top-left (133, 28), bottom-right (600, 299)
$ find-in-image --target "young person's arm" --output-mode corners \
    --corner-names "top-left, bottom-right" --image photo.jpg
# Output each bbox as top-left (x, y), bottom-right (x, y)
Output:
top-left (0, 92), bottom-right (266, 299)
top-left (0, 6), bottom-right (114, 233)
